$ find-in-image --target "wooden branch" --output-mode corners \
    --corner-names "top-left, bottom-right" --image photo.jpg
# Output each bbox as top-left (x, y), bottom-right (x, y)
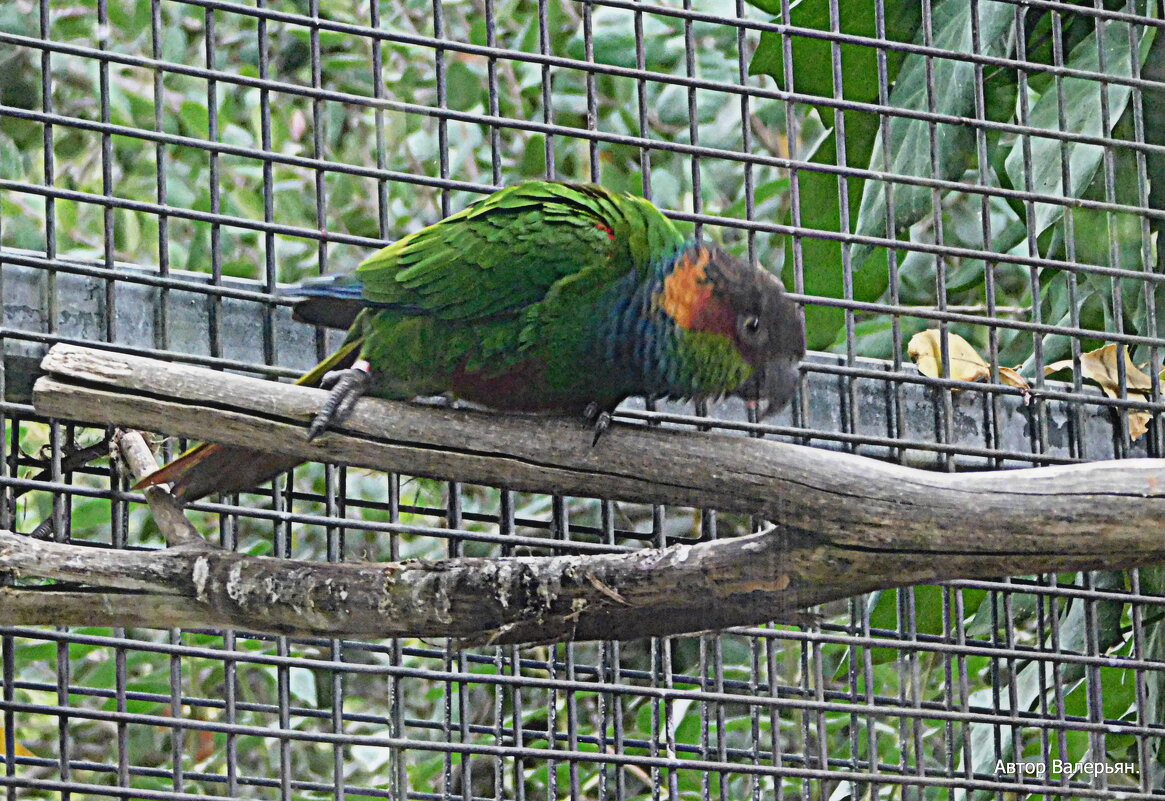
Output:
top-left (111, 430), bottom-right (210, 548)
top-left (6, 342), bottom-right (1164, 644)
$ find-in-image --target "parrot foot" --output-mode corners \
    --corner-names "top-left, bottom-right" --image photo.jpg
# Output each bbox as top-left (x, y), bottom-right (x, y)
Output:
top-left (308, 360), bottom-right (371, 441)
top-left (583, 402), bottom-right (613, 447)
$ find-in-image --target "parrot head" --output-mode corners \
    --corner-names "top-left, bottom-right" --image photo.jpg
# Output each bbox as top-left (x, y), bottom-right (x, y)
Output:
top-left (658, 244), bottom-right (804, 417)
top-left (710, 248), bottom-right (804, 417)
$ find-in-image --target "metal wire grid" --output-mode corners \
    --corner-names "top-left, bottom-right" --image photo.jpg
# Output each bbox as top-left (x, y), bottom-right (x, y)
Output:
top-left (0, 0), bottom-right (1162, 798)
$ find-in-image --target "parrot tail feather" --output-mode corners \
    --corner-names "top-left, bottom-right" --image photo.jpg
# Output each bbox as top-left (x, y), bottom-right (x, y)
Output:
top-left (133, 337), bottom-right (366, 502)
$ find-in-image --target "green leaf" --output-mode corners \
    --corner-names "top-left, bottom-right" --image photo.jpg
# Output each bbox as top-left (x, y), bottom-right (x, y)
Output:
top-left (748, 0), bottom-right (921, 349)
top-left (851, 0), bottom-right (1015, 268)
top-left (0, 131), bottom-right (23, 180)
top-left (722, 177), bottom-right (789, 221)
top-left (956, 572), bottom-right (1129, 799)
top-left (748, 1), bottom-right (921, 113)
top-left (785, 121), bottom-right (890, 350)
top-left (179, 99), bottom-right (210, 138)
top-left (1003, 16), bottom-right (1156, 238)
top-left (741, 0), bottom-right (781, 15)
top-left (445, 58), bottom-right (481, 113)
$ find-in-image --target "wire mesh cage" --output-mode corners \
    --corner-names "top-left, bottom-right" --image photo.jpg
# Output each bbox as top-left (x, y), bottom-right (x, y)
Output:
top-left (1, 0), bottom-right (1164, 798)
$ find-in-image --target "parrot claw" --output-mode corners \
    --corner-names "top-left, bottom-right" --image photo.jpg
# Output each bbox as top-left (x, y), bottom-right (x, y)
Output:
top-left (308, 362), bottom-right (371, 441)
top-left (583, 402), bottom-right (613, 447)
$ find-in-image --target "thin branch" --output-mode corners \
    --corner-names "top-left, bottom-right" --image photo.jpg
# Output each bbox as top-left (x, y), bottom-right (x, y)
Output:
top-left (111, 430), bottom-right (211, 549)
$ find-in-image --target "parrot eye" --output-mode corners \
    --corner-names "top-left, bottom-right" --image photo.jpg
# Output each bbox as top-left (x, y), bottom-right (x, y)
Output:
top-left (740, 315), bottom-right (762, 338)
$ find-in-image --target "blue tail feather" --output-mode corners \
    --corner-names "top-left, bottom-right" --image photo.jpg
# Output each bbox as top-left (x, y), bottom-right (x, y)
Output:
top-left (286, 273), bottom-right (427, 329)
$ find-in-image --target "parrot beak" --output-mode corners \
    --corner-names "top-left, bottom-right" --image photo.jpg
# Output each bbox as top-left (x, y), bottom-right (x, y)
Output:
top-left (738, 359), bottom-right (800, 419)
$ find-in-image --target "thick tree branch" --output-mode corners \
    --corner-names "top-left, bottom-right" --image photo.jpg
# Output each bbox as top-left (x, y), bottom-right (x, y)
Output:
top-left (5, 343), bottom-right (1163, 644)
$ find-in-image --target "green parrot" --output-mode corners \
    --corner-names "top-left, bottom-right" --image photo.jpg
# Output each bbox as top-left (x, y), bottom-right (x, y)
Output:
top-left (138, 181), bottom-right (805, 501)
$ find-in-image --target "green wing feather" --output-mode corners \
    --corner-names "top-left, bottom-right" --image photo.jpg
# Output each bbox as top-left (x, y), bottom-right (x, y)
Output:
top-left (356, 182), bottom-right (682, 320)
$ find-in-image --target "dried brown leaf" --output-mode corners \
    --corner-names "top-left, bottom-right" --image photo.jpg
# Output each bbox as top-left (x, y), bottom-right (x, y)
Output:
top-left (1042, 345), bottom-right (1155, 441)
top-left (997, 366), bottom-right (1030, 391)
top-left (1078, 344), bottom-right (1154, 393)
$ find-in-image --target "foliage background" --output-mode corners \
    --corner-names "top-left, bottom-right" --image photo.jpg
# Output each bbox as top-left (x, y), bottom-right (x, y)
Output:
top-left (0, 0), bottom-right (1163, 797)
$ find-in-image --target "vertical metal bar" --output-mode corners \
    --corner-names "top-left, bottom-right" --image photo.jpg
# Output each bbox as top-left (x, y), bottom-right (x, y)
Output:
top-left (538, 0), bottom-right (555, 178)
top-left (1, 631), bottom-right (14, 801)
top-left (825, 0), bottom-right (859, 457)
top-left (698, 636), bottom-right (712, 800)
top-left (485, 0), bottom-right (503, 185)
top-left (779, 0), bottom-right (809, 444)
top-left (1049, 8), bottom-right (1087, 461)
top-left (858, 595), bottom-right (880, 794)
top-left (205, 6), bottom-right (223, 360)
top-left (220, 511), bottom-right (239, 797)
top-left (369, 0), bottom-right (390, 239)
top-left (874, 0), bottom-right (905, 465)
top-left (1012, 5), bottom-right (1051, 463)
top-left (633, 0), bottom-right (650, 196)
top-left (683, 0), bottom-right (700, 239)
top-left (801, 631), bottom-right (819, 801)
top-left (547, 639), bottom-right (561, 801)
top-left (386, 472), bottom-right (407, 801)
top-left (49, 419), bottom-right (68, 801)
top-left (257, 0), bottom-right (277, 369)
top-left (151, 0), bottom-right (170, 351)
top-left (443, 479), bottom-right (468, 799)
top-left (510, 639), bottom-right (527, 801)
top-left (310, 0), bottom-right (328, 269)
top-left (1123, 3), bottom-right (1161, 459)
top-left (583, 0), bottom-right (599, 181)
top-left (433, 0), bottom-right (450, 217)
top-left (276, 473), bottom-right (294, 801)
top-left (765, 635), bottom-right (785, 801)
top-left (168, 627), bottom-right (184, 794)
top-left (1043, 572), bottom-right (1067, 791)
top-left (918, 0), bottom-right (956, 474)
top-left (97, 0), bottom-right (116, 347)
top-left (1081, 572), bottom-right (1109, 797)
top-left (1127, 569), bottom-right (1152, 795)
top-left (599, 501), bottom-right (618, 801)
top-left (712, 636), bottom-right (727, 801)
top-left (0, 225), bottom-right (10, 801)
top-left (495, 488), bottom-right (515, 800)
top-left (39, 0), bottom-right (58, 337)
top-left (1001, 586), bottom-right (1022, 785)
top-left (748, 634), bottom-right (764, 801)
top-left (953, 588), bottom-right (973, 785)
top-left (326, 469), bottom-right (345, 801)
top-left (151, 5), bottom-right (184, 795)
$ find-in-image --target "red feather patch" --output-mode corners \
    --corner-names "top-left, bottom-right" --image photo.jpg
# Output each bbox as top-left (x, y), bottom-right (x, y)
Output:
top-left (656, 249), bottom-right (735, 337)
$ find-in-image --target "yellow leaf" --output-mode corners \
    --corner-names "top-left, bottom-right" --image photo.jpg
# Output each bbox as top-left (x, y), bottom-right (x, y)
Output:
top-left (907, 330), bottom-right (990, 384)
top-left (0, 725), bottom-right (34, 757)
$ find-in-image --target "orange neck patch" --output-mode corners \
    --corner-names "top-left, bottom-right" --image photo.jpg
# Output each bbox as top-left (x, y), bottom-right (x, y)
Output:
top-left (656, 248), bottom-right (735, 337)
